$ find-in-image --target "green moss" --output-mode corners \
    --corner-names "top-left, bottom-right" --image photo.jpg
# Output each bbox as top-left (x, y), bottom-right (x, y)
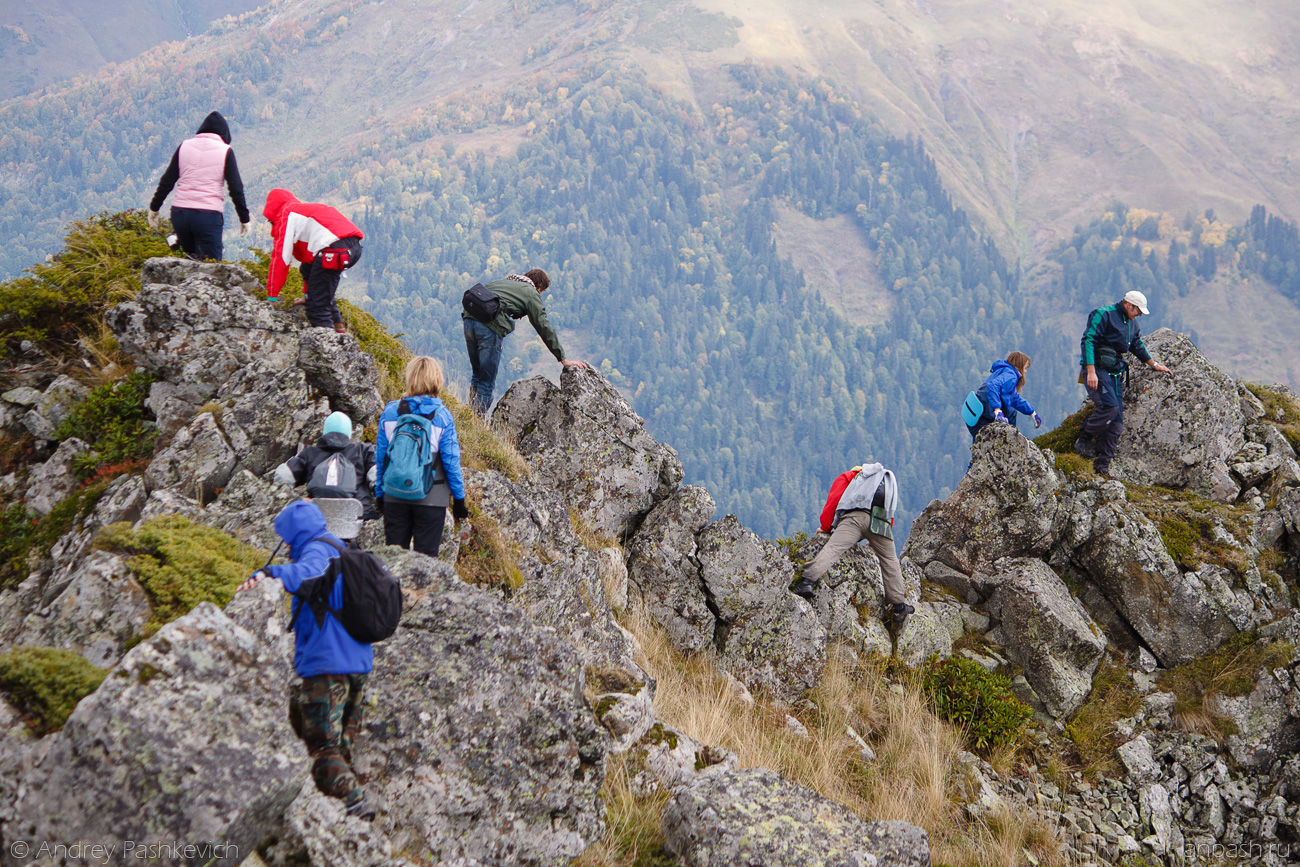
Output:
top-left (1032, 403), bottom-right (1094, 454)
top-left (1129, 485), bottom-right (1253, 578)
top-left (920, 656), bottom-right (1032, 754)
top-left (0, 211), bottom-right (176, 353)
top-left (587, 666), bottom-right (641, 695)
top-left (1159, 630), bottom-right (1293, 740)
top-left (55, 371), bottom-right (157, 480)
top-left (592, 695), bottom-right (618, 719)
top-left (135, 663), bottom-right (164, 684)
top-left (643, 723), bottom-right (679, 750)
top-left (1052, 451), bottom-right (1093, 480)
top-left (0, 646), bottom-right (108, 735)
top-left (1245, 383), bottom-right (1300, 453)
top-left (97, 515), bottom-right (268, 636)
top-left (1, 480), bottom-right (112, 590)
top-left (1066, 657), bottom-right (1142, 779)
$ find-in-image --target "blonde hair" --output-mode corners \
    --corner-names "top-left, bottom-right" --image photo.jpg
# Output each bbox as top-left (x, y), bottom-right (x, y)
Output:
top-left (404, 356), bottom-right (444, 397)
top-left (1006, 351), bottom-right (1031, 393)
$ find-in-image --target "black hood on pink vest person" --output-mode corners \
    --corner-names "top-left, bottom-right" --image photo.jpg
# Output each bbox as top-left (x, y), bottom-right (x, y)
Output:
top-left (195, 110), bottom-right (232, 144)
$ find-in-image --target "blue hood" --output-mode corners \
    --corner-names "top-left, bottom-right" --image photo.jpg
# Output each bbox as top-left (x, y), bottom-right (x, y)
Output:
top-left (274, 500), bottom-right (329, 559)
top-left (990, 359), bottom-right (1019, 378)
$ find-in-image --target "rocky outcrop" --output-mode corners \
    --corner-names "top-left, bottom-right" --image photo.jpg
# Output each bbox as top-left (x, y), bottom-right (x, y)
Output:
top-left (984, 557), bottom-right (1107, 717)
top-left (492, 368), bottom-right (683, 539)
top-left (144, 411), bottom-right (236, 504)
top-left (662, 768), bottom-right (931, 867)
top-left (21, 375), bottom-right (89, 441)
top-left (625, 485), bottom-right (717, 655)
top-left (3, 603), bottom-right (310, 865)
top-left (1116, 329), bottom-right (1246, 500)
top-left (24, 437), bottom-right (90, 515)
top-left (297, 328), bottom-right (384, 426)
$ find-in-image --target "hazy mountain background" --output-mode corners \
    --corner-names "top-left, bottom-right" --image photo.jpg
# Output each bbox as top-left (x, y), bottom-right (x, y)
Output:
top-left (2, 0), bottom-right (1297, 538)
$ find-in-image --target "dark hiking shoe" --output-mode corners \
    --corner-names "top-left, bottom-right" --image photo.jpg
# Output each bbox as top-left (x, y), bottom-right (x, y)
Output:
top-left (889, 602), bottom-right (915, 625)
top-left (1074, 436), bottom-right (1096, 459)
top-left (791, 579), bottom-right (818, 601)
top-left (1094, 462), bottom-right (1113, 480)
top-left (345, 795), bottom-right (376, 821)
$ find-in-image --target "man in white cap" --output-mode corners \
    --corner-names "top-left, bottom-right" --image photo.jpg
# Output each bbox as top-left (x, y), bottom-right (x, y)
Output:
top-left (1074, 290), bottom-right (1171, 476)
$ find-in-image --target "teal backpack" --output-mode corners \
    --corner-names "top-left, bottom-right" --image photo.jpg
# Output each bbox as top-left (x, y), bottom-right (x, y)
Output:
top-left (382, 400), bottom-right (444, 501)
top-left (961, 389), bottom-right (987, 428)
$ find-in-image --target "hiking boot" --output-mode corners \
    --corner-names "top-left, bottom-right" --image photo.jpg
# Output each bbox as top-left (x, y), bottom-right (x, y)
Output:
top-left (345, 794), bottom-right (376, 821)
top-left (1073, 435), bottom-right (1096, 459)
top-left (889, 602), bottom-right (914, 625)
top-left (1093, 461), bottom-right (1112, 479)
top-left (791, 579), bottom-right (818, 601)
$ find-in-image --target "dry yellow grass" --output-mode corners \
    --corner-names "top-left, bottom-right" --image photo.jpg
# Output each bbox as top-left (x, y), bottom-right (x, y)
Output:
top-left (610, 605), bottom-right (1071, 867)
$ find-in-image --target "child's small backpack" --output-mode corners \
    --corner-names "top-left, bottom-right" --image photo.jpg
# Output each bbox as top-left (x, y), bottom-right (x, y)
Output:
top-left (294, 538), bottom-right (402, 644)
top-left (307, 453), bottom-right (359, 499)
top-left (382, 400), bottom-right (445, 501)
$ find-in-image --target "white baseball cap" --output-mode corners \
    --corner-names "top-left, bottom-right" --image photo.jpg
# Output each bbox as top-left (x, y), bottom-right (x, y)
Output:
top-left (1123, 290), bottom-right (1149, 315)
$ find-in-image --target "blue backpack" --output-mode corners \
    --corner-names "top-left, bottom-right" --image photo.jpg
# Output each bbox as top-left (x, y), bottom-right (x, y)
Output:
top-left (961, 385), bottom-right (990, 428)
top-left (382, 400), bottom-right (445, 501)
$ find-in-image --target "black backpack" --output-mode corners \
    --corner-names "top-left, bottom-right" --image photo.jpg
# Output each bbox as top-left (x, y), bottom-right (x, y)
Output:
top-left (462, 282), bottom-right (500, 323)
top-left (293, 538), bottom-right (402, 644)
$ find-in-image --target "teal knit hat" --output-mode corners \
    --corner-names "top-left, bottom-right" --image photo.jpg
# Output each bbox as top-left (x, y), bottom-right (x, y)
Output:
top-left (322, 411), bottom-right (353, 438)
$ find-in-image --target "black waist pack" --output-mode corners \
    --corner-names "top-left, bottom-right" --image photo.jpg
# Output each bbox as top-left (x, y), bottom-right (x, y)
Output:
top-left (1093, 345), bottom-right (1121, 372)
top-left (462, 282), bottom-right (500, 322)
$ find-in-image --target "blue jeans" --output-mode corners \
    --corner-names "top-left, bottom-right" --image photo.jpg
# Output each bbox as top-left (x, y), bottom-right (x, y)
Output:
top-left (170, 206), bottom-right (224, 261)
top-left (464, 318), bottom-right (503, 415)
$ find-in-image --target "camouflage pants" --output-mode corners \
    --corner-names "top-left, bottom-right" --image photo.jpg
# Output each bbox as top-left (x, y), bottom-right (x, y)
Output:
top-left (291, 673), bottom-right (367, 807)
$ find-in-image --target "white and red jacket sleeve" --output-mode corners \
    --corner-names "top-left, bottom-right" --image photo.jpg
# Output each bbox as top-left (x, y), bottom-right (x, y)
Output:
top-left (267, 204), bottom-right (364, 298)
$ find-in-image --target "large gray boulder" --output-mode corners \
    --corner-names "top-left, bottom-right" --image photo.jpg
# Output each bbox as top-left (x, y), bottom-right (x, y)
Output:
top-left (696, 516), bottom-right (826, 700)
top-left (625, 485), bottom-right (718, 655)
top-left (21, 374), bottom-right (89, 441)
top-left (297, 328), bottom-right (384, 427)
top-left (904, 422), bottom-right (1062, 579)
top-left (107, 259), bottom-right (300, 437)
top-left (1116, 329), bottom-right (1246, 500)
top-left (662, 768), bottom-right (931, 867)
top-left (144, 411), bottom-right (236, 503)
top-left (24, 437), bottom-right (91, 515)
top-left (491, 368), bottom-right (683, 539)
top-left (984, 557), bottom-right (1107, 717)
top-left (215, 362), bottom-right (326, 476)
top-left (3, 602), bottom-right (310, 866)
top-left (360, 566), bottom-right (607, 865)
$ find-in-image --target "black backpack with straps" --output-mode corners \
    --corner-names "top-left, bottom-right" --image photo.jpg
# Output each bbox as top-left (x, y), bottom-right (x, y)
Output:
top-left (292, 538), bottom-right (402, 644)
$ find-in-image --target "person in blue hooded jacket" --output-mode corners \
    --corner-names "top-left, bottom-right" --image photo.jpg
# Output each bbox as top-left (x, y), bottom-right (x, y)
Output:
top-left (236, 500), bottom-right (375, 820)
top-left (374, 356), bottom-right (467, 556)
top-left (967, 351), bottom-right (1042, 442)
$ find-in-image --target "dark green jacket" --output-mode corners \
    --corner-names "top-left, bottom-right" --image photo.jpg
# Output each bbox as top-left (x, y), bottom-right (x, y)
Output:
top-left (463, 278), bottom-right (566, 362)
top-left (1079, 302), bottom-right (1152, 370)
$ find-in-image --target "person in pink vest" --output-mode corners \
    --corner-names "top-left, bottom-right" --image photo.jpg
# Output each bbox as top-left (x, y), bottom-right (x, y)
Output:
top-left (147, 111), bottom-right (250, 261)
top-left (262, 189), bottom-right (365, 333)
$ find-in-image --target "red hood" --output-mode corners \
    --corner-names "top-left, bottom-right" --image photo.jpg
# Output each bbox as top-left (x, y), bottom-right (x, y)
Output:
top-left (263, 188), bottom-right (300, 224)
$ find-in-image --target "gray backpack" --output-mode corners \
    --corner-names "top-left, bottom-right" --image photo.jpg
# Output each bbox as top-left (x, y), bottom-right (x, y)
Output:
top-left (307, 453), bottom-right (359, 499)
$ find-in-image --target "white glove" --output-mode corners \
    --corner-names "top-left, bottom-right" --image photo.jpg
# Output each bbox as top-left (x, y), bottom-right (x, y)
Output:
top-left (239, 221), bottom-right (250, 237)
top-left (147, 210), bottom-right (160, 231)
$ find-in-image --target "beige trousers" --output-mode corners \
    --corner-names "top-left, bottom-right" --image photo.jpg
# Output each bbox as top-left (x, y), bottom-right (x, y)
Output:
top-left (803, 510), bottom-right (905, 604)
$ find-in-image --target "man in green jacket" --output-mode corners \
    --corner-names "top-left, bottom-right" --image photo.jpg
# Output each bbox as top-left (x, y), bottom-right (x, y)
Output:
top-left (462, 269), bottom-right (588, 415)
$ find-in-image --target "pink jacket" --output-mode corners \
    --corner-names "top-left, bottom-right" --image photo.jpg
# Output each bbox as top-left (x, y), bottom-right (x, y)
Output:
top-left (172, 133), bottom-right (231, 213)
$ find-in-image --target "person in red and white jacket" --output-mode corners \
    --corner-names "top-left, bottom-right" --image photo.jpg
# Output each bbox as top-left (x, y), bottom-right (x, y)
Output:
top-left (263, 188), bottom-right (365, 333)
top-left (148, 111), bottom-right (250, 261)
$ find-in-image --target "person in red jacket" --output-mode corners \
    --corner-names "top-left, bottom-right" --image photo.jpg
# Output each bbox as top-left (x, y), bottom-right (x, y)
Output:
top-left (263, 189), bottom-right (364, 333)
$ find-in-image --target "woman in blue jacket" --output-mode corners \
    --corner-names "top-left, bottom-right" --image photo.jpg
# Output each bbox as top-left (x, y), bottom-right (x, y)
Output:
top-left (374, 356), bottom-right (467, 556)
top-left (967, 351), bottom-right (1042, 441)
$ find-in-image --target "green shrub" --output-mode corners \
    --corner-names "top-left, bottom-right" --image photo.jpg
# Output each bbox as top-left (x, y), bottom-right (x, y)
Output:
top-left (55, 371), bottom-right (157, 479)
top-left (0, 480), bottom-right (112, 590)
top-left (0, 502), bottom-right (38, 589)
top-left (1245, 383), bottom-right (1300, 453)
top-left (1032, 403), bottom-right (1094, 454)
top-left (0, 211), bottom-right (175, 352)
top-left (920, 656), bottom-right (1032, 753)
top-left (1160, 630), bottom-right (1293, 739)
top-left (0, 646), bottom-right (108, 735)
top-left (97, 515), bottom-right (268, 636)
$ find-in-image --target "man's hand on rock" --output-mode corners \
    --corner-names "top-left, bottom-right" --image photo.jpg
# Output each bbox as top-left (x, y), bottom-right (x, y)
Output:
top-left (237, 571), bottom-right (267, 593)
top-left (1149, 361), bottom-right (1171, 374)
top-left (561, 359), bottom-right (589, 370)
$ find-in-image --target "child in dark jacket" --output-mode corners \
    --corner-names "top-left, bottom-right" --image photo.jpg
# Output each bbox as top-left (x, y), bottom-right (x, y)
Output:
top-left (237, 500), bottom-right (375, 820)
top-left (274, 411), bottom-right (378, 519)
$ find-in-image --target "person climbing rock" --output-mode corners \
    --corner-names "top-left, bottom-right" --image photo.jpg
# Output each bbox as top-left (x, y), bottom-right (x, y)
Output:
top-left (236, 500), bottom-right (376, 821)
top-left (1074, 290), bottom-right (1171, 477)
top-left (375, 356), bottom-right (467, 556)
top-left (965, 351), bottom-right (1042, 442)
top-left (792, 462), bottom-right (914, 626)
top-left (273, 411), bottom-right (378, 520)
top-left (460, 268), bottom-right (588, 415)
top-left (147, 110), bottom-right (251, 260)
top-left (262, 188), bottom-right (364, 333)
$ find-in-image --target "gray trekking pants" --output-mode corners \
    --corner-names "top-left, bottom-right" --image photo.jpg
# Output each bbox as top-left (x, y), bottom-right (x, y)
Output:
top-left (803, 510), bottom-right (905, 605)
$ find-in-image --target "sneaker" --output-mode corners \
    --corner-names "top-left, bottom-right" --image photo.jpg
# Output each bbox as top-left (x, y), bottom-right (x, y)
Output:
top-left (889, 602), bottom-right (914, 625)
top-left (345, 795), bottom-right (376, 821)
top-left (791, 579), bottom-right (818, 601)
top-left (1073, 436), bottom-right (1096, 459)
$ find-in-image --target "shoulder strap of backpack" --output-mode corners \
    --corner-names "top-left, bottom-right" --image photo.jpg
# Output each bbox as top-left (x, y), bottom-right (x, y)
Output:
top-left (398, 398), bottom-right (411, 416)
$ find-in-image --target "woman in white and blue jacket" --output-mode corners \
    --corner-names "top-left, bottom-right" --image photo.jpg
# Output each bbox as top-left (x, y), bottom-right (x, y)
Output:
top-left (374, 356), bottom-right (467, 556)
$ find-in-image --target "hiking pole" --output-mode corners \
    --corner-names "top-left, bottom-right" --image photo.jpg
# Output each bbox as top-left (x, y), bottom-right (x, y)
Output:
top-left (239, 541), bottom-right (284, 593)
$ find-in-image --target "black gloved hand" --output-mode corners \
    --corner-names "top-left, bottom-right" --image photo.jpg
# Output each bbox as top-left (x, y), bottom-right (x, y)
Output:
top-left (452, 498), bottom-right (469, 521)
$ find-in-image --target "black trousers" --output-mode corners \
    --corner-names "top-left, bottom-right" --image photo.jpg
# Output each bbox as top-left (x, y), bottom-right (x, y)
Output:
top-left (383, 497), bottom-right (447, 557)
top-left (301, 237), bottom-right (363, 327)
top-left (171, 206), bottom-right (224, 261)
